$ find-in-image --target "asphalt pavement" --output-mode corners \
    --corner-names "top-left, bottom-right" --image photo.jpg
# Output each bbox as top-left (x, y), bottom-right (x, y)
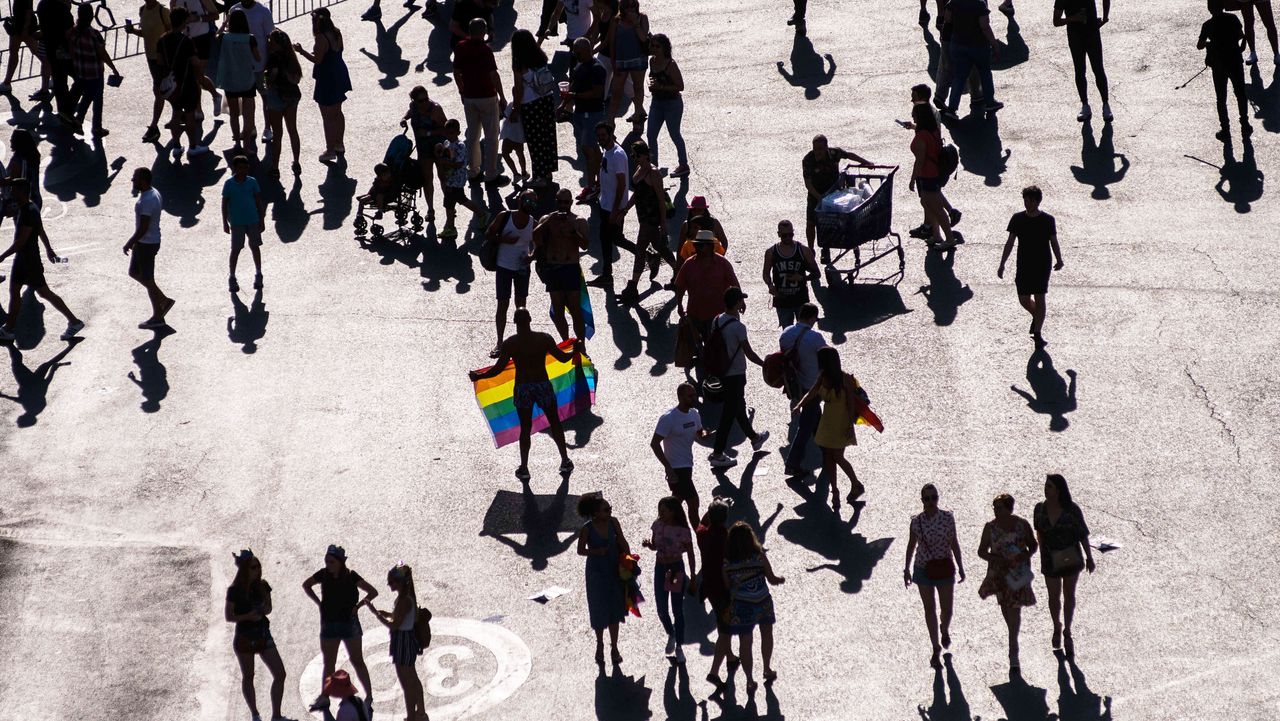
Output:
top-left (1, 0), bottom-right (1278, 720)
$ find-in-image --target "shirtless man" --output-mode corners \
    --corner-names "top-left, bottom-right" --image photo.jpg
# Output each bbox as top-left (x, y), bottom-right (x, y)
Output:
top-left (531, 188), bottom-right (590, 346)
top-left (469, 308), bottom-right (576, 481)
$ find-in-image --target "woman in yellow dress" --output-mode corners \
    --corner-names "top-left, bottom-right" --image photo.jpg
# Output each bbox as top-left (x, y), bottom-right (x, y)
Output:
top-left (792, 346), bottom-right (866, 510)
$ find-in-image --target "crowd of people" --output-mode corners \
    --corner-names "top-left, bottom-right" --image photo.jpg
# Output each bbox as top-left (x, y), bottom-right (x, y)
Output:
top-left (0, 0), bottom-right (1250, 716)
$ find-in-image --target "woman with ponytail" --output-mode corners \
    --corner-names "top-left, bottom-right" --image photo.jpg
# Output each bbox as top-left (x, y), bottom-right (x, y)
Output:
top-left (373, 564), bottom-right (428, 720)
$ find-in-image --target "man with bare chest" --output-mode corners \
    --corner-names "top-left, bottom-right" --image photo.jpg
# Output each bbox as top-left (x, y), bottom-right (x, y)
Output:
top-left (532, 188), bottom-right (590, 345)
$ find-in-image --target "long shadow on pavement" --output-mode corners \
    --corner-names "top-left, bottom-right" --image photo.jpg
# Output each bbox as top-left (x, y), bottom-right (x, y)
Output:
top-left (227, 289), bottom-right (269, 354)
top-left (775, 476), bottom-right (892, 593)
top-left (479, 474), bottom-right (579, 570)
top-left (44, 140), bottom-right (125, 208)
top-left (266, 175), bottom-right (311, 243)
top-left (1070, 121), bottom-right (1129, 200)
top-left (948, 114), bottom-right (1010, 187)
top-left (594, 665), bottom-right (653, 721)
top-left (917, 248), bottom-right (972, 327)
top-left (1054, 656), bottom-right (1113, 721)
top-left (991, 669), bottom-right (1052, 721)
top-left (362, 9), bottom-right (415, 89)
top-left (814, 279), bottom-right (911, 344)
top-left (991, 14), bottom-right (1029, 71)
top-left (1215, 139), bottom-right (1263, 213)
top-left (918, 656), bottom-right (973, 721)
top-left (1247, 64), bottom-right (1280, 133)
top-left (128, 327), bottom-right (176, 413)
top-left (1010, 345), bottom-right (1077, 432)
top-left (313, 161), bottom-right (359, 230)
top-left (776, 24), bottom-right (835, 100)
top-left (0, 338), bottom-right (81, 427)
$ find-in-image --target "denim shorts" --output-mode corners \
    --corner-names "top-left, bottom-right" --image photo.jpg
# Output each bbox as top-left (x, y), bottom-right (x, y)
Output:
top-left (571, 110), bottom-right (604, 149)
top-left (912, 564), bottom-right (955, 587)
top-left (319, 617), bottom-right (362, 640)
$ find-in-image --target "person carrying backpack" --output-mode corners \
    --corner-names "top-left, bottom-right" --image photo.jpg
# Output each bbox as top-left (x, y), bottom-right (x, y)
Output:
top-left (908, 103), bottom-right (960, 250)
top-left (776, 303), bottom-right (826, 478)
top-left (706, 287), bottom-right (770, 469)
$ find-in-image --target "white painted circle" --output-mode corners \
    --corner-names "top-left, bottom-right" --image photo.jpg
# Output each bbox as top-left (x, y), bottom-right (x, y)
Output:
top-left (298, 617), bottom-right (532, 720)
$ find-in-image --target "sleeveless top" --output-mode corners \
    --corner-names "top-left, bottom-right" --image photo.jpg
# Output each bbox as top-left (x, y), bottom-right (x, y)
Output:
top-left (496, 212), bottom-right (534, 271)
top-left (614, 20), bottom-right (643, 61)
top-left (649, 59), bottom-right (679, 100)
top-left (215, 33), bottom-right (257, 93)
top-left (768, 243), bottom-right (810, 308)
top-left (409, 99), bottom-right (443, 140)
top-left (632, 174), bottom-right (662, 226)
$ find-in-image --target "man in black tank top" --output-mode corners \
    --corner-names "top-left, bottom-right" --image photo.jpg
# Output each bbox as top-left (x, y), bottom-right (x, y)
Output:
top-left (761, 219), bottom-right (819, 327)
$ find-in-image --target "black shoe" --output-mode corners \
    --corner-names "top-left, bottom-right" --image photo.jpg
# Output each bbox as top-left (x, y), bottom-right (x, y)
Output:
top-left (141, 125), bottom-right (161, 143)
top-left (29, 88), bottom-right (52, 101)
top-left (984, 101), bottom-right (1005, 113)
top-left (940, 108), bottom-right (958, 122)
top-left (919, 8), bottom-right (929, 25)
top-left (786, 14), bottom-right (803, 25)
top-left (585, 275), bottom-right (613, 289)
top-left (1243, 122), bottom-right (1254, 138)
top-left (909, 223), bottom-right (932, 240)
top-left (948, 208), bottom-right (962, 227)
top-left (486, 174), bottom-right (512, 189)
top-left (1216, 128), bottom-right (1230, 142)
top-left (646, 249), bottom-right (661, 280)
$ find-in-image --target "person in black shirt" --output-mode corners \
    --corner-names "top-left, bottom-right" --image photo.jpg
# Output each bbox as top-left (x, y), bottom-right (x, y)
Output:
top-left (450, 0), bottom-right (495, 51)
top-left (998, 186), bottom-right (1064, 344)
top-left (941, 0), bottom-right (1003, 120)
top-left (224, 550), bottom-right (287, 721)
top-left (801, 135), bottom-right (870, 253)
top-left (0, 179), bottom-right (84, 343)
top-left (303, 545), bottom-right (379, 715)
top-left (1199, 0), bottom-right (1253, 143)
top-left (1054, 0), bottom-right (1112, 123)
top-left (36, 0), bottom-right (75, 123)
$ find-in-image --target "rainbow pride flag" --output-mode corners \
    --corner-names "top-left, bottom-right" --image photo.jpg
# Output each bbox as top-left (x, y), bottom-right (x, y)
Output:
top-left (472, 340), bottom-right (598, 448)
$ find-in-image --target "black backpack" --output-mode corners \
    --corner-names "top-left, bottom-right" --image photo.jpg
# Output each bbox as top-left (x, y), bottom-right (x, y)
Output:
top-left (701, 317), bottom-right (741, 379)
top-left (937, 143), bottom-right (959, 186)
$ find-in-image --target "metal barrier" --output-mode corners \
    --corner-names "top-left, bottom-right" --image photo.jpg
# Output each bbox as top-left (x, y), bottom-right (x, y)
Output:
top-left (0, 0), bottom-right (346, 84)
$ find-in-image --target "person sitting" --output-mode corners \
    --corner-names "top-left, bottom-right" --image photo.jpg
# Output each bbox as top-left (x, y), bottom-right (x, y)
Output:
top-left (357, 163), bottom-right (396, 216)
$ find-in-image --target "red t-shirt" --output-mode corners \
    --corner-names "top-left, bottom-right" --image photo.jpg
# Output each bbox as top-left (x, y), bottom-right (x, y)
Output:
top-left (453, 38), bottom-right (498, 99)
top-left (911, 129), bottom-right (941, 179)
top-left (676, 254), bottom-right (739, 322)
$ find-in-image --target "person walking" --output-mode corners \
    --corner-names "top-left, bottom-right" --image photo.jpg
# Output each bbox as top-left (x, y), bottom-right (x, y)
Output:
top-left (216, 9), bottom-right (262, 150)
top-left (905, 86), bottom-right (963, 241)
top-left (1054, 0), bottom-right (1112, 122)
top-left (532, 189), bottom-right (591, 344)
top-left (222, 155), bottom-right (266, 293)
top-left (723, 521), bottom-right (784, 694)
top-left (586, 121), bottom-right (633, 289)
top-left (454, 19), bottom-right (509, 190)
top-left (225, 549), bottom-right (287, 721)
top-left (295, 7), bottom-right (351, 164)
top-left (485, 189), bottom-right (537, 357)
top-left (0, 179), bottom-right (83, 342)
top-left (371, 564), bottom-right (427, 721)
top-left (642, 496), bottom-right (697, 663)
top-left (696, 498), bottom-right (740, 686)
top-left (469, 308), bottom-right (576, 480)
top-left (620, 140), bottom-right (678, 298)
top-left (511, 30), bottom-right (558, 187)
top-left (263, 29), bottom-right (303, 177)
top-left (802, 136), bottom-right (871, 253)
top-left (158, 8), bottom-right (211, 160)
top-left (438, 118), bottom-right (490, 240)
top-left (761, 219), bottom-right (819, 327)
top-left (675, 198), bottom-right (728, 267)
top-left (68, 3), bottom-right (121, 137)
top-left (124, 167), bottom-right (176, 329)
top-left (0, 0), bottom-right (42, 95)
top-left (673, 233), bottom-right (738, 347)
top-left (124, 0), bottom-right (172, 143)
top-left (577, 493), bottom-right (631, 666)
top-left (903, 484), bottom-right (966, 670)
top-left (1034, 473), bottom-right (1095, 658)
top-left (997, 185), bottom-right (1064, 345)
top-left (645, 34), bottom-right (689, 177)
top-left (651, 382), bottom-right (709, 529)
top-left (606, 0), bottom-right (650, 123)
top-left (1199, 0), bottom-right (1253, 143)
top-left (791, 346), bottom-right (866, 509)
top-left (707, 287), bottom-right (770, 469)
top-left (940, 0), bottom-right (1004, 121)
top-left (403, 86), bottom-right (449, 220)
top-left (564, 37), bottom-right (607, 202)
top-left (35, 0), bottom-right (76, 126)
top-left (1225, 0), bottom-right (1279, 66)
top-left (4, 129), bottom-right (43, 216)
top-left (977, 493), bottom-right (1038, 671)
top-left (303, 545), bottom-right (379, 717)
top-left (909, 103), bottom-right (958, 249)
top-left (932, 0), bottom-right (982, 113)
top-left (779, 302), bottom-right (826, 477)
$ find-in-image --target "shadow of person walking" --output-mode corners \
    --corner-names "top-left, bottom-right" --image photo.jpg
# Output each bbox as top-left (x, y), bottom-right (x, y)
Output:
top-left (917, 248), bottom-right (973, 327)
top-left (314, 161), bottom-right (359, 230)
top-left (0, 338), bottom-right (81, 427)
top-left (128, 326), bottom-right (176, 413)
top-left (991, 668), bottom-right (1052, 721)
top-left (1010, 345), bottom-right (1077, 432)
top-left (918, 656), bottom-right (974, 721)
top-left (594, 665), bottom-right (653, 720)
top-left (1070, 120), bottom-right (1129, 200)
top-left (1216, 140), bottom-right (1264, 212)
top-left (948, 114), bottom-right (1011, 186)
top-left (1055, 656), bottom-right (1113, 721)
top-left (776, 25), bottom-right (836, 100)
top-left (775, 476), bottom-right (892, 594)
top-left (227, 289), bottom-right (269, 353)
top-left (361, 9), bottom-right (415, 89)
top-left (480, 474), bottom-right (580, 570)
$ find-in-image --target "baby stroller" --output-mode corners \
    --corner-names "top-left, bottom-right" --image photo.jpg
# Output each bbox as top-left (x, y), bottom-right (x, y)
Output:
top-left (353, 130), bottom-right (425, 244)
top-left (815, 163), bottom-right (905, 285)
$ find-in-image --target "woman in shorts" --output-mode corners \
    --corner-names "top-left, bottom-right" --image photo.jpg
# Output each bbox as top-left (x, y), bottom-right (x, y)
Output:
top-left (295, 8), bottom-right (352, 164)
top-left (263, 29), bottom-right (303, 178)
top-left (372, 564), bottom-right (427, 721)
top-left (606, 0), bottom-right (650, 122)
top-left (908, 102), bottom-right (956, 249)
top-left (903, 484), bottom-right (965, 669)
top-left (215, 9), bottom-right (261, 150)
top-left (303, 545), bottom-right (379, 714)
top-left (225, 550), bottom-right (287, 721)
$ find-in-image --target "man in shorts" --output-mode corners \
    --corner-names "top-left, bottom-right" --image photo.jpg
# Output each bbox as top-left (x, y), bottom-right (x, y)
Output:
top-left (469, 308), bottom-right (577, 481)
top-left (651, 382), bottom-right (710, 526)
top-left (124, 0), bottom-right (171, 142)
top-left (802, 135), bottom-right (871, 255)
top-left (564, 38), bottom-right (606, 202)
top-left (0, 179), bottom-right (84, 343)
top-left (124, 167), bottom-right (175, 329)
top-left (221, 155), bottom-right (266, 293)
top-left (532, 188), bottom-right (590, 345)
top-left (486, 189), bottom-right (538, 357)
top-left (997, 185), bottom-right (1064, 345)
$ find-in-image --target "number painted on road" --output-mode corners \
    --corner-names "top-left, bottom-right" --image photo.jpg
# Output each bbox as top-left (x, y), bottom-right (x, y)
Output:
top-left (299, 617), bottom-right (531, 720)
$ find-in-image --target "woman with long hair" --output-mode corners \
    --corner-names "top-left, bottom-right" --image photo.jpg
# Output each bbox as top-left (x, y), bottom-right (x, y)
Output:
top-left (620, 139), bottom-right (678, 297)
top-left (606, 0), bottom-right (650, 122)
top-left (510, 30), bottom-right (558, 186)
top-left (225, 550), bottom-right (287, 721)
top-left (263, 29), bottom-right (304, 177)
top-left (402, 85), bottom-right (449, 222)
top-left (642, 496), bottom-right (697, 663)
top-left (908, 102), bottom-right (956, 249)
top-left (977, 494), bottom-right (1038, 670)
top-left (373, 564), bottom-right (428, 721)
top-left (696, 498), bottom-right (740, 686)
top-left (723, 521), bottom-right (785, 694)
top-left (792, 346), bottom-right (867, 510)
top-left (577, 493), bottom-right (631, 665)
top-left (903, 484), bottom-right (966, 669)
top-left (303, 545), bottom-right (379, 717)
top-left (216, 9), bottom-right (262, 150)
top-left (1034, 473), bottom-right (1095, 657)
top-left (645, 34), bottom-right (688, 177)
top-left (294, 7), bottom-right (351, 163)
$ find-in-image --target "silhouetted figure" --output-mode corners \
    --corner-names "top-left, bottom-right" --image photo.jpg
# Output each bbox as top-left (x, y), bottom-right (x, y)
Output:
top-left (1011, 347), bottom-right (1077, 431)
top-left (1200, 0), bottom-right (1253, 143)
top-left (128, 326), bottom-right (175, 413)
top-left (917, 656), bottom-right (973, 721)
top-left (776, 26), bottom-right (835, 100)
top-left (227, 289), bottom-right (269, 353)
top-left (360, 8), bottom-right (414, 88)
top-left (1054, 0), bottom-right (1112, 122)
top-left (997, 185), bottom-right (1064, 344)
top-left (1056, 657), bottom-right (1113, 720)
top-left (941, 0), bottom-right (1003, 119)
top-left (1216, 144), bottom-right (1264, 211)
top-left (918, 249), bottom-right (972, 326)
top-left (484, 475), bottom-right (577, 570)
top-left (1071, 121), bottom-right (1129, 199)
top-left (0, 339), bottom-right (80, 427)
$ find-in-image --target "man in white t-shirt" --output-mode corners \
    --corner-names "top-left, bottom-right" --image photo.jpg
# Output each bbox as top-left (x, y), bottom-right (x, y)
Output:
top-left (586, 121), bottom-right (634, 289)
top-left (123, 168), bottom-right (174, 329)
top-left (651, 382), bottom-right (709, 525)
top-left (227, 0), bottom-right (274, 138)
top-left (778, 302), bottom-right (827, 477)
top-left (708, 286), bottom-right (769, 469)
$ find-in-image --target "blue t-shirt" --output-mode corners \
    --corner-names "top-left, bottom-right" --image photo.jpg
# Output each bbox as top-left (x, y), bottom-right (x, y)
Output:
top-left (222, 176), bottom-right (262, 226)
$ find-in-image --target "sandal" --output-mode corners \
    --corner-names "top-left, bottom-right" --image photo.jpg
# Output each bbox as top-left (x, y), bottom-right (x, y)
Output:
top-left (847, 479), bottom-right (865, 504)
top-left (762, 669), bottom-right (778, 684)
top-left (611, 647), bottom-right (623, 665)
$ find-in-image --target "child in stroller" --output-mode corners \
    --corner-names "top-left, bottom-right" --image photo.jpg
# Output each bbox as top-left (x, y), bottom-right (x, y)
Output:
top-left (352, 132), bottom-right (425, 243)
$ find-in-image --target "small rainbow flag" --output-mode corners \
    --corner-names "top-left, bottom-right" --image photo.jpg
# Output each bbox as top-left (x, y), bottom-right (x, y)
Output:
top-left (472, 340), bottom-right (598, 448)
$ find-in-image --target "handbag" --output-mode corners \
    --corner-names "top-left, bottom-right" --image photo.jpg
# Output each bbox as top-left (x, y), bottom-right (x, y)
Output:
top-left (1050, 545), bottom-right (1084, 576)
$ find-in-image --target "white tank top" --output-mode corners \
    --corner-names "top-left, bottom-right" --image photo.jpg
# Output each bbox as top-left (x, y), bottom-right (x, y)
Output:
top-left (497, 212), bottom-right (534, 271)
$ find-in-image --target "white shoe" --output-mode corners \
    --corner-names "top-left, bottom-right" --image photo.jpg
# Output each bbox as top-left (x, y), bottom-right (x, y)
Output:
top-left (1077, 104), bottom-right (1091, 122)
top-left (263, 127), bottom-right (274, 142)
top-left (212, 93), bottom-right (223, 116)
top-left (674, 646), bottom-right (685, 664)
top-left (751, 430), bottom-right (771, 452)
top-left (187, 145), bottom-right (210, 157)
top-left (61, 320), bottom-right (84, 340)
top-left (708, 453), bottom-right (737, 469)
top-left (664, 636), bottom-right (675, 657)
top-left (1246, 51), bottom-right (1258, 65)
top-left (1101, 103), bottom-right (1113, 122)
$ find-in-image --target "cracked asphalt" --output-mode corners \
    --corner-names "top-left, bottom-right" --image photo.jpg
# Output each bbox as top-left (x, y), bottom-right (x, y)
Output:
top-left (0, 0), bottom-right (1277, 719)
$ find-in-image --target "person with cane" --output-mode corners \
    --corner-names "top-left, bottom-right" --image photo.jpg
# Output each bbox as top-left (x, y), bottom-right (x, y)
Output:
top-left (1198, 0), bottom-right (1253, 143)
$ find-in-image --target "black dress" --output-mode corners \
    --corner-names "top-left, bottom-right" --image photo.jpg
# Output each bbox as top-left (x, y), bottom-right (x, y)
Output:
top-left (1033, 501), bottom-right (1089, 578)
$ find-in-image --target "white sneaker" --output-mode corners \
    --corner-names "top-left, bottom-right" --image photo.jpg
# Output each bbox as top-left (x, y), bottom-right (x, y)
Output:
top-left (665, 636), bottom-right (675, 657)
top-left (187, 145), bottom-right (210, 157)
top-left (263, 127), bottom-right (274, 142)
top-left (1077, 104), bottom-right (1091, 122)
top-left (1246, 51), bottom-right (1258, 65)
top-left (1101, 103), bottom-right (1113, 122)
top-left (751, 430), bottom-right (771, 452)
top-left (708, 453), bottom-right (737, 469)
top-left (61, 320), bottom-right (84, 340)
top-left (213, 93), bottom-right (223, 116)
top-left (673, 646), bottom-right (685, 664)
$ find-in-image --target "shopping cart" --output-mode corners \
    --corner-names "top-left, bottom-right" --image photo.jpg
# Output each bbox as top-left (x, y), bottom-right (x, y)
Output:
top-left (815, 163), bottom-right (904, 286)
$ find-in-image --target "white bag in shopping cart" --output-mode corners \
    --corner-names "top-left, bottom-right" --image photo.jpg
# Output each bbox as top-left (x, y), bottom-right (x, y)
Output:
top-left (818, 182), bottom-right (873, 214)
